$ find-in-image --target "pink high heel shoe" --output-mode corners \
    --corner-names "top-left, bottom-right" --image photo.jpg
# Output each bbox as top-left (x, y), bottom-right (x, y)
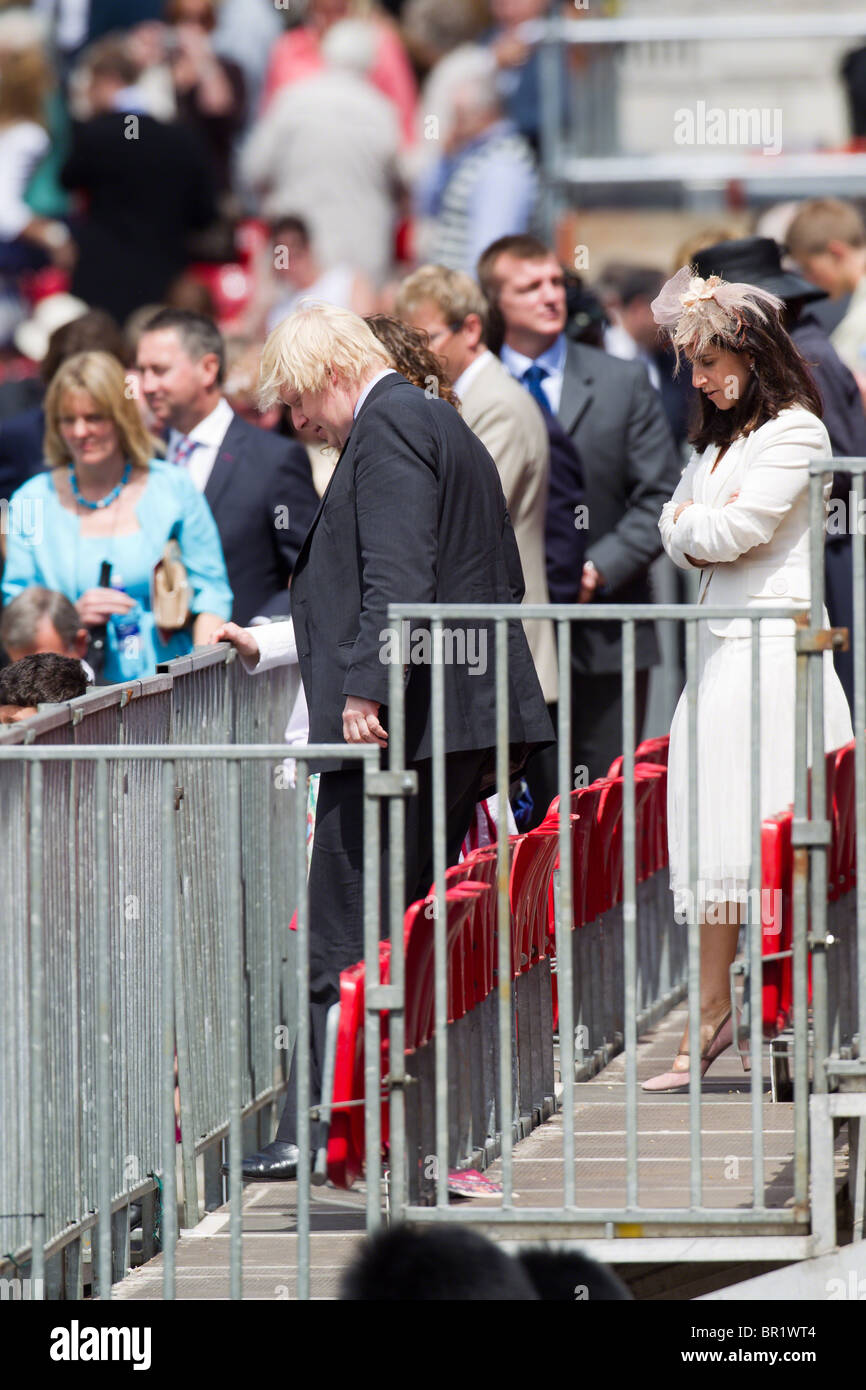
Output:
top-left (642, 1012), bottom-right (751, 1092)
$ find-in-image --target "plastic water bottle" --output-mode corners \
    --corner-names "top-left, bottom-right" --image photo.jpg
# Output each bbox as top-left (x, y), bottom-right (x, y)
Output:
top-left (110, 573), bottom-right (142, 664)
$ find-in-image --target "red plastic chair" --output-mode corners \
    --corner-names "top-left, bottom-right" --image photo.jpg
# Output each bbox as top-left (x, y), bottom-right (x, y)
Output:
top-left (544, 787), bottom-right (582, 820)
top-left (636, 735), bottom-right (670, 767)
top-left (461, 848), bottom-right (498, 1005)
top-left (510, 829), bottom-right (558, 974)
top-left (595, 778), bottom-right (624, 916)
top-left (761, 809), bottom-right (793, 1035)
top-left (606, 735), bottom-right (670, 780)
top-left (509, 833), bottom-right (538, 975)
top-left (326, 960), bottom-right (367, 1188)
top-left (446, 880), bottom-right (492, 1018)
top-left (544, 784), bottom-right (604, 933)
top-left (823, 748), bottom-right (839, 902)
top-left (633, 763), bottom-right (667, 881)
top-left (833, 741), bottom-right (856, 898)
top-left (573, 783), bottom-right (607, 925)
top-left (403, 899), bottom-right (435, 1052)
top-left (405, 887), bottom-right (489, 1049)
top-left (523, 827), bottom-right (561, 965)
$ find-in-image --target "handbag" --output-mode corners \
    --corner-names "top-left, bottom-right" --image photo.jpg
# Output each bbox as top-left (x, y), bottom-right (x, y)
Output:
top-left (152, 538), bottom-right (192, 631)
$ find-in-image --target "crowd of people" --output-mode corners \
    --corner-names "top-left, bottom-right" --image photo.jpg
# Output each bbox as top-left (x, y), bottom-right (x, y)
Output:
top-left (2, 0), bottom-right (866, 1223)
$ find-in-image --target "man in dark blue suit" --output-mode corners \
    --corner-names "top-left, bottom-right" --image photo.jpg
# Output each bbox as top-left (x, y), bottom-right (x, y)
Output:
top-left (137, 309), bottom-right (319, 624)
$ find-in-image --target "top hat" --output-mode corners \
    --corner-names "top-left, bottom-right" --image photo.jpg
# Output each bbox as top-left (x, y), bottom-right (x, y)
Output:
top-left (691, 236), bottom-right (826, 307)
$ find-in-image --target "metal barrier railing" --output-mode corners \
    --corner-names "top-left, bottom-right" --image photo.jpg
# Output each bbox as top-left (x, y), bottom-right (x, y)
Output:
top-left (378, 588), bottom-right (860, 1262)
top-left (529, 9), bottom-right (866, 230)
top-left (0, 648), bottom-right (308, 1296)
top-left (808, 460), bottom-right (866, 1252)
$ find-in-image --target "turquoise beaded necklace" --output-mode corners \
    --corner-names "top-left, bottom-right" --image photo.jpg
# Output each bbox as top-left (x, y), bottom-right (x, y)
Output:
top-left (69, 459), bottom-right (132, 510)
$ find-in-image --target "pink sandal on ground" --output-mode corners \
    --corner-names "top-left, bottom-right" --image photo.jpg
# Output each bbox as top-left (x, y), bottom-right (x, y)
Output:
top-left (641, 1012), bottom-right (751, 1092)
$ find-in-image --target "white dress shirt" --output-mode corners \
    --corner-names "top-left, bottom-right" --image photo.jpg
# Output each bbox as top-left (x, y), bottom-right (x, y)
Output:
top-left (453, 349), bottom-right (494, 399)
top-left (168, 396), bottom-right (235, 494)
top-left (353, 369), bottom-right (397, 419)
top-left (238, 619), bottom-right (307, 783)
top-left (239, 619), bottom-right (298, 674)
top-left (500, 334), bottom-right (567, 414)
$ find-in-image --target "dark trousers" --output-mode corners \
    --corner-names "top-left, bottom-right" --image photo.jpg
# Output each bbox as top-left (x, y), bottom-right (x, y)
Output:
top-left (522, 668), bottom-right (652, 824)
top-left (275, 747), bottom-right (490, 1146)
top-left (570, 666), bottom-right (651, 786)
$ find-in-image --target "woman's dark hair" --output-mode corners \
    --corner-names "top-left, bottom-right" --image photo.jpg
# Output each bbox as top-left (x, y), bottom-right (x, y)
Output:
top-left (685, 302), bottom-right (822, 453)
top-left (42, 309), bottom-right (124, 385)
top-left (364, 315), bottom-right (460, 410)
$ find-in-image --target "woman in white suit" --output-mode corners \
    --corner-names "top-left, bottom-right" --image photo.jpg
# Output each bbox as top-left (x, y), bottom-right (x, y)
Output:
top-left (644, 266), bottom-right (853, 1090)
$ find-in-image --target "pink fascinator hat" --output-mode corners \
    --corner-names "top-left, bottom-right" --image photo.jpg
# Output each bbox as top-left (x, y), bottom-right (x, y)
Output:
top-left (651, 265), bottom-right (784, 360)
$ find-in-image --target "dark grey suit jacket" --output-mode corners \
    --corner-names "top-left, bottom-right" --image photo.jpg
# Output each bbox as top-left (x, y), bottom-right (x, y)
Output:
top-left (557, 340), bottom-right (681, 672)
top-left (205, 411), bottom-right (320, 626)
top-left (290, 372), bottom-right (553, 768)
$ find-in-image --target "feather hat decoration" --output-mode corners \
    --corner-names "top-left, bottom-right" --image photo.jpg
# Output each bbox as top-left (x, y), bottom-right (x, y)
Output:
top-left (650, 264), bottom-right (784, 359)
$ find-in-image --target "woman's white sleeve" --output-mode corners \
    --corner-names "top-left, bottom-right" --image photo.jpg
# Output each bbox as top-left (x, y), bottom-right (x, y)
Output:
top-left (673, 414), bottom-right (827, 564)
top-left (659, 454), bottom-right (700, 570)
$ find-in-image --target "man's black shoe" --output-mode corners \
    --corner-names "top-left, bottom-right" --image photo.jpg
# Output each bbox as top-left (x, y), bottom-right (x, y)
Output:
top-left (222, 1141), bottom-right (300, 1182)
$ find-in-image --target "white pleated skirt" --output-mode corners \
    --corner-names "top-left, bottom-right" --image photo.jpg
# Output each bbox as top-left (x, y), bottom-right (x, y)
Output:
top-left (667, 615), bottom-right (853, 913)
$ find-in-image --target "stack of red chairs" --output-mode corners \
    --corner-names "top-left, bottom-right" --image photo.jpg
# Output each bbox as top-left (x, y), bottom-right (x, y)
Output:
top-left (760, 738), bottom-right (857, 1034)
top-left (323, 730), bottom-right (862, 1187)
top-left (327, 860), bottom-right (498, 1186)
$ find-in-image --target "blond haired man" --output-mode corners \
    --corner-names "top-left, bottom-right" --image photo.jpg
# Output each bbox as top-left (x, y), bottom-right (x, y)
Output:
top-left (236, 303), bottom-right (552, 1180)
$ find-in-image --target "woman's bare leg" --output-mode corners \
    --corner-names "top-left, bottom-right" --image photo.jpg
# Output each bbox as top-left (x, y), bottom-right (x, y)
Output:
top-left (670, 900), bottom-right (742, 1070)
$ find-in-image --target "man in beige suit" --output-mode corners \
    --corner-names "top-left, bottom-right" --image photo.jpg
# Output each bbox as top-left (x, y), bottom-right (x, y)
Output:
top-left (395, 264), bottom-right (557, 704)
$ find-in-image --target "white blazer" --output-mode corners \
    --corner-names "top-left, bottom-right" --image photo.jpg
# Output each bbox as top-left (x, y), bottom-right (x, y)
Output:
top-left (659, 408), bottom-right (832, 637)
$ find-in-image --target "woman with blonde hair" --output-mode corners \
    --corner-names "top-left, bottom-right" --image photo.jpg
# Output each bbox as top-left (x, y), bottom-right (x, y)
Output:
top-left (2, 350), bottom-right (232, 682)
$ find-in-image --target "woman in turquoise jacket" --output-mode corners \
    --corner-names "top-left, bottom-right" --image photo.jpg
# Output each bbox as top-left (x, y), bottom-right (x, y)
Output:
top-left (1, 350), bottom-right (232, 681)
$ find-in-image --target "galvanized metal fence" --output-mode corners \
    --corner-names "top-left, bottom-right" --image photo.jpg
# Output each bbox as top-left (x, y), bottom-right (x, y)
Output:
top-left (0, 647), bottom-right (314, 1297)
top-left (374, 601), bottom-right (814, 1260)
top-left (531, 10), bottom-right (866, 233)
top-left (808, 461), bottom-right (866, 1252)
top-left (375, 457), bottom-right (863, 1262)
